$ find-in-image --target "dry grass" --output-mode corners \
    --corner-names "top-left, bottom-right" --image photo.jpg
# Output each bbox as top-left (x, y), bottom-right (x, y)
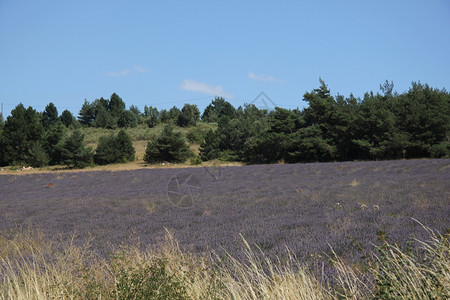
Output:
top-left (0, 223), bottom-right (448, 299)
top-left (0, 157), bottom-right (243, 176)
top-left (349, 179), bottom-right (360, 187)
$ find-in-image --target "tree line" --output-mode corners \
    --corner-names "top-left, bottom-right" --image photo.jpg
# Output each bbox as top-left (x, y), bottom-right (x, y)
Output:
top-left (0, 80), bottom-right (448, 168)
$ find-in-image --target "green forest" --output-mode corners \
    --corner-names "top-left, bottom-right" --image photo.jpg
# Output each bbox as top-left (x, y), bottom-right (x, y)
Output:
top-left (0, 80), bottom-right (449, 168)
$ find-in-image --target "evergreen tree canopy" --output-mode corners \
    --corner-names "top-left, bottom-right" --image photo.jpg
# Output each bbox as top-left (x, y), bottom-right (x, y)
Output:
top-left (94, 130), bottom-right (135, 165)
top-left (118, 110), bottom-right (138, 128)
top-left (177, 104), bottom-right (200, 127)
top-left (42, 102), bottom-right (58, 129)
top-left (144, 125), bottom-right (191, 163)
top-left (58, 130), bottom-right (93, 168)
top-left (60, 109), bottom-right (75, 127)
top-left (43, 121), bottom-right (67, 165)
top-left (108, 93), bottom-right (126, 119)
top-left (78, 99), bottom-right (95, 125)
top-left (0, 104), bottom-right (44, 165)
top-left (202, 97), bottom-right (235, 122)
top-left (199, 129), bottom-right (220, 161)
top-left (144, 106), bottom-right (159, 128)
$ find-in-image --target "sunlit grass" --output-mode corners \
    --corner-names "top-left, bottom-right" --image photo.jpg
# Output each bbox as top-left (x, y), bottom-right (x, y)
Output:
top-left (1, 223), bottom-right (448, 299)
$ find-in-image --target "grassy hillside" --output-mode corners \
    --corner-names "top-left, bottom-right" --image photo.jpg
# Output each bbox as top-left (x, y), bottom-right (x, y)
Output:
top-left (81, 122), bottom-right (216, 163)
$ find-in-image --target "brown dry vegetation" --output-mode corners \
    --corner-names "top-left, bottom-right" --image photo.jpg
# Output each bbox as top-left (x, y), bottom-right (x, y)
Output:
top-left (0, 224), bottom-right (448, 299)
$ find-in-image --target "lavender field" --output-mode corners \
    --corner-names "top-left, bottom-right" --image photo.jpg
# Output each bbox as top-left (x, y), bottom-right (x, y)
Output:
top-left (1, 159), bottom-right (449, 262)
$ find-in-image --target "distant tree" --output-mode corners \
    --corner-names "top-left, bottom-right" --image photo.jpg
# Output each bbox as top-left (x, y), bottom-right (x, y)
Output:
top-left (58, 130), bottom-right (93, 168)
top-left (287, 125), bottom-right (336, 163)
top-left (28, 142), bottom-right (49, 167)
top-left (43, 121), bottom-right (67, 165)
top-left (0, 104), bottom-right (44, 165)
top-left (108, 93), bottom-right (126, 119)
top-left (78, 99), bottom-right (95, 125)
top-left (158, 106), bottom-right (181, 123)
top-left (129, 105), bottom-right (141, 117)
top-left (352, 92), bottom-right (404, 160)
top-left (159, 109), bottom-right (170, 123)
top-left (303, 78), bottom-right (336, 129)
top-left (429, 142), bottom-right (450, 158)
top-left (96, 97), bottom-right (110, 110)
top-left (42, 102), bottom-right (59, 129)
top-left (94, 130), bottom-right (135, 165)
top-left (177, 104), bottom-right (200, 127)
top-left (94, 135), bottom-right (118, 165)
top-left (380, 80), bottom-right (395, 97)
top-left (332, 94), bottom-right (361, 160)
top-left (202, 97), bottom-right (236, 122)
top-left (116, 129), bottom-right (135, 162)
top-left (168, 106), bottom-right (181, 121)
top-left (144, 125), bottom-right (191, 163)
top-left (129, 105), bottom-right (143, 124)
top-left (0, 113), bottom-right (4, 129)
top-left (60, 109), bottom-right (75, 127)
top-left (199, 129), bottom-right (220, 161)
top-left (243, 107), bottom-right (304, 163)
top-left (186, 126), bottom-right (207, 144)
top-left (118, 110), bottom-right (138, 128)
top-left (215, 104), bottom-right (269, 161)
top-left (144, 106), bottom-right (159, 128)
top-left (93, 105), bottom-right (116, 129)
top-left (392, 82), bottom-right (450, 158)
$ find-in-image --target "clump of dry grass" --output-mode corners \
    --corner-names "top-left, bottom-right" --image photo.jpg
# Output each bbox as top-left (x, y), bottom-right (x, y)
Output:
top-left (216, 235), bottom-right (328, 300)
top-left (0, 230), bottom-right (111, 299)
top-left (0, 222), bottom-right (448, 299)
top-left (369, 220), bottom-right (449, 299)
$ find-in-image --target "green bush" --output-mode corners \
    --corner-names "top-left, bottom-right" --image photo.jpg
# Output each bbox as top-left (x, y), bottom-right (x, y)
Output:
top-left (429, 143), bottom-right (450, 158)
top-left (118, 110), bottom-right (138, 128)
top-left (199, 129), bottom-right (220, 161)
top-left (28, 142), bottom-right (50, 167)
top-left (58, 130), bottom-right (94, 168)
top-left (94, 130), bottom-right (135, 165)
top-left (189, 155), bottom-right (202, 165)
top-left (111, 258), bottom-right (188, 300)
top-left (144, 125), bottom-right (191, 163)
top-left (186, 128), bottom-right (204, 144)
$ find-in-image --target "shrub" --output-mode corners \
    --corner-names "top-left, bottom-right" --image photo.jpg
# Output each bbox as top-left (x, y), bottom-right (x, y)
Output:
top-left (58, 130), bottom-right (94, 168)
top-left (111, 258), bottom-right (188, 300)
top-left (186, 127), bottom-right (205, 144)
top-left (144, 125), bottom-right (191, 163)
top-left (429, 142), bottom-right (450, 158)
top-left (94, 130), bottom-right (135, 165)
top-left (118, 110), bottom-right (138, 128)
top-left (28, 142), bottom-right (50, 167)
top-left (199, 129), bottom-right (220, 161)
top-left (177, 104), bottom-right (200, 127)
top-left (189, 155), bottom-right (202, 165)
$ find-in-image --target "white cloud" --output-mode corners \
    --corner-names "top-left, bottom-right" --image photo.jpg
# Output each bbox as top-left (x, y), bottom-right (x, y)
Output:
top-left (134, 66), bottom-right (150, 73)
top-left (106, 69), bottom-right (130, 77)
top-left (180, 79), bottom-right (233, 98)
top-left (106, 66), bottom-right (150, 77)
top-left (248, 71), bottom-right (279, 82)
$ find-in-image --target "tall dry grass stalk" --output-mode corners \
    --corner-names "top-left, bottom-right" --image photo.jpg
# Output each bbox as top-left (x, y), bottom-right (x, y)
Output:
top-left (0, 231), bottom-right (111, 300)
top-left (216, 235), bottom-right (329, 300)
top-left (369, 220), bottom-right (449, 299)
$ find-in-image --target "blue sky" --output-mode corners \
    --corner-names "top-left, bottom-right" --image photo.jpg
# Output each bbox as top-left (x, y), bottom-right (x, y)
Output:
top-left (1, 0), bottom-right (449, 117)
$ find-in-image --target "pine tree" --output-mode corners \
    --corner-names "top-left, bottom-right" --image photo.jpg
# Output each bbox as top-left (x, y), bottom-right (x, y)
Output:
top-left (144, 125), bottom-right (191, 163)
top-left (59, 130), bottom-right (93, 168)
